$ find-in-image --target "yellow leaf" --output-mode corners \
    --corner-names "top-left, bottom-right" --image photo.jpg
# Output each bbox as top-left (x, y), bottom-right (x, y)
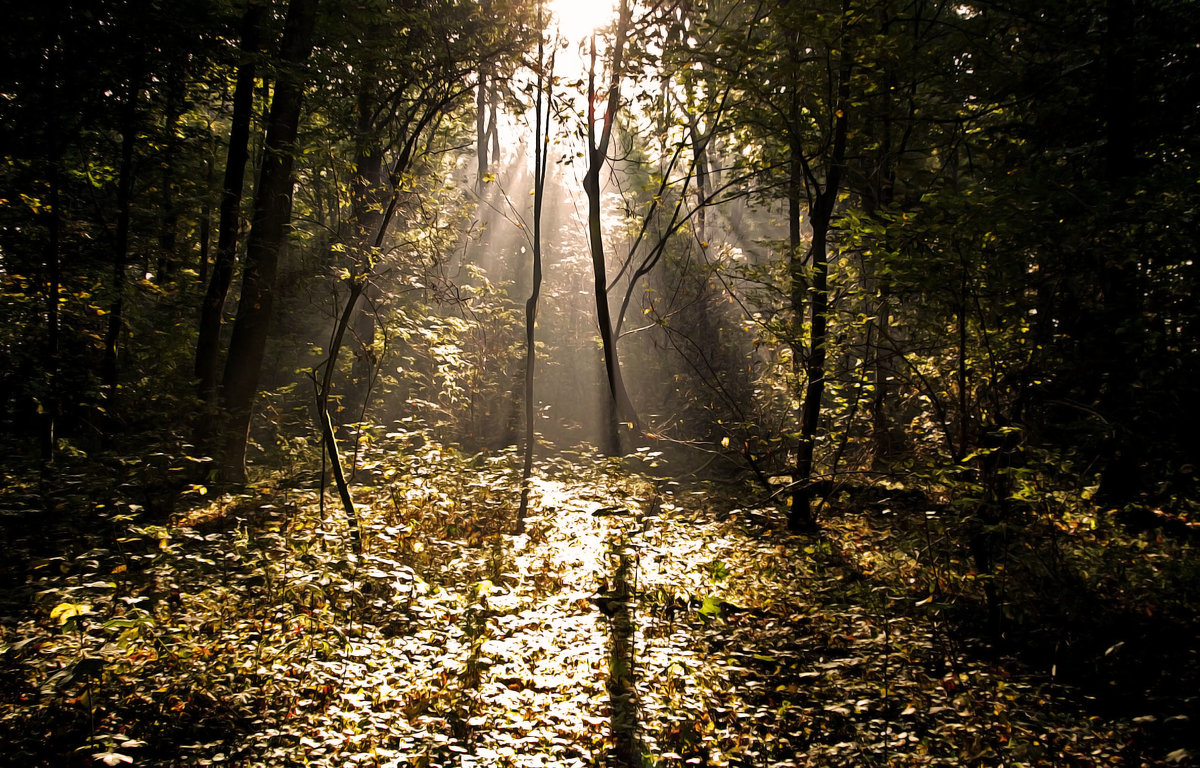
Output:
top-left (51, 602), bottom-right (92, 625)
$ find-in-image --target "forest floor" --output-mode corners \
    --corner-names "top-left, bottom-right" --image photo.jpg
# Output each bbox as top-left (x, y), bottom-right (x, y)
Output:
top-left (1, 435), bottom-right (1197, 767)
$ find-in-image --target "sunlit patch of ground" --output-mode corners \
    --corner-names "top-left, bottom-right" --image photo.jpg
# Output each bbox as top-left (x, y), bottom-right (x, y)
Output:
top-left (245, 457), bottom-right (638, 767)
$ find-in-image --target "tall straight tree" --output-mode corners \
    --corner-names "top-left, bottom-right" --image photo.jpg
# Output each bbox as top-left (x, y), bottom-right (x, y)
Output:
top-left (218, 0), bottom-right (317, 481)
top-left (583, 0), bottom-right (636, 457)
top-left (518, 2), bottom-right (553, 529)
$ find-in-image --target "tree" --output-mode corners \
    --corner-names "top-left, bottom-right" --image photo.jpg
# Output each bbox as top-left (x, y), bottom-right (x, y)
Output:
top-left (582, 0), bottom-right (637, 457)
top-left (518, 1), bottom-right (554, 529)
top-left (697, 0), bottom-right (857, 529)
top-left (218, 0), bottom-right (317, 481)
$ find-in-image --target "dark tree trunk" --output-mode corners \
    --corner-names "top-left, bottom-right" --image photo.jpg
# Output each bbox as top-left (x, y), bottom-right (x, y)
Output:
top-left (518, 10), bottom-right (551, 529)
top-left (475, 63), bottom-right (490, 194)
top-left (783, 38), bottom-right (811, 526)
top-left (103, 78), bottom-right (141, 389)
top-left (197, 156), bottom-right (213, 287)
top-left (584, 2), bottom-right (635, 457)
top-left (690, 119), bottom-right (710, 243)
top-left (315, 279), bottom-right (367, 551)
top-left (41, 157), bottom-right (62, 467)
top-left (194, 2), bottom-right (266, 410)
top-left (218, 0), bottom-right (316, 482)
top-left (585, 166), bottom-right (626, 457)
top-left (337, 80), bottom-right (387, 439)
top-left (788, 1), bottom-right (852, 531)
top-left (790, 210), bottom-right (831, 531)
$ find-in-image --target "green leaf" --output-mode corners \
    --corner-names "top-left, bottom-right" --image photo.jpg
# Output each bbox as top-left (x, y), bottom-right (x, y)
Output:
top-left (698, 596), bottom-right (724, 618)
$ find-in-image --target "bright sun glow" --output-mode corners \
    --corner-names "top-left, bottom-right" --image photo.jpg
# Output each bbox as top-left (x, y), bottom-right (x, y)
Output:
top-left (549, 0), bottom-right (618, 42)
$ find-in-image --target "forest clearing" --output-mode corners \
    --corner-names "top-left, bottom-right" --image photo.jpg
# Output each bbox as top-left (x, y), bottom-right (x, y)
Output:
top-left (2, 440), bottom-right (1197, 766)
top-left (1, 0), bottom-right (1197, 764)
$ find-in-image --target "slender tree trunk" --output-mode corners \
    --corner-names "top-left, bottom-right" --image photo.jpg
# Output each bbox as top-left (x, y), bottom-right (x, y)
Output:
top-left (197, 155), bottom-right (213, 288)
top-left (784, 60), bottom-right (810, 515)
top-left (518, 10), bottom-right (552, 529)
top-left (790, 211), bottom-right (830, 530)
top-left (585, 169), bottom-right (624, 456)
top-left (41, 157), bottom-right (62, 467)
top-left (690, 119), bottom-right (710, 243)
top-left (218, 0), bottom-right (316, 482)
top-left (488, 78), bottom-right (500, 162)
top-left (584, 0), bottom-right (635, 456)
top-left (195, 2), bottom-right (266, 409)
top-left (314, 280), bottom-right (367, 551)
top-left (39, 27), bottom-right (63, 468)
top-left (788, 1), bottom-right (853, 531)
top-left (103, 78), bottom-right (141, 389)
top-left (475, 63), bottom-right (490, 194)
top-left (339, 78), bottom-right (387, 439)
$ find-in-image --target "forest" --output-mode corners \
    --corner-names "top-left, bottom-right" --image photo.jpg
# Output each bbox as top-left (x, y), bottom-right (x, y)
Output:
top-left (0, 0), bottom-right (1197, 765)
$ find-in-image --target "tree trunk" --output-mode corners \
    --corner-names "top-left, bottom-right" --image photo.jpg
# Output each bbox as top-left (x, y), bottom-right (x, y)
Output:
top-left (584, 1), bottom-right (635, 456)
top-left (197, 155), bottom-right (214, 288)
top-left (788, 1), bottom-right (852, 531)
top-left (337, 79), bottom-right (387, 439)
top-left (475, 63), bottom-right (490, 194)
top-left (103, 78), bottom-right (141, 389)
top-left (218, 0), bottom-right (316, 482)
top-left (315, 280), bottom-right (367, 551)
top-left (518, 10), bottom-right (552, 529)
top-left (194, 2), bottom-right (266, 410)
top-left (790, 211), bottom-right (830, 531)
top-left (41, 156), bottom-right (62, 467)
top-left (39, 31), bottom-right (63, 468)
top-left (689, 118), bottom-right (710, 244)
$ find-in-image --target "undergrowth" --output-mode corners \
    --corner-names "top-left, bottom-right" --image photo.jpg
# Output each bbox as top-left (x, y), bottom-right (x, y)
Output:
top-left (0, 433), bottom-right (1196, 767)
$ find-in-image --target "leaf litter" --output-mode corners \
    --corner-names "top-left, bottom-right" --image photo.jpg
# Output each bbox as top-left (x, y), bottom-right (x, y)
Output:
top-left (0, 437), bottom-right (1187, 766)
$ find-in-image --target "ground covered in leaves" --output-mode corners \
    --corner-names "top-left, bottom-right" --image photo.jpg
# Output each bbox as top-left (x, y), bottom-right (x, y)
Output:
top-left (1, 436), bottom-right (1197, 766)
